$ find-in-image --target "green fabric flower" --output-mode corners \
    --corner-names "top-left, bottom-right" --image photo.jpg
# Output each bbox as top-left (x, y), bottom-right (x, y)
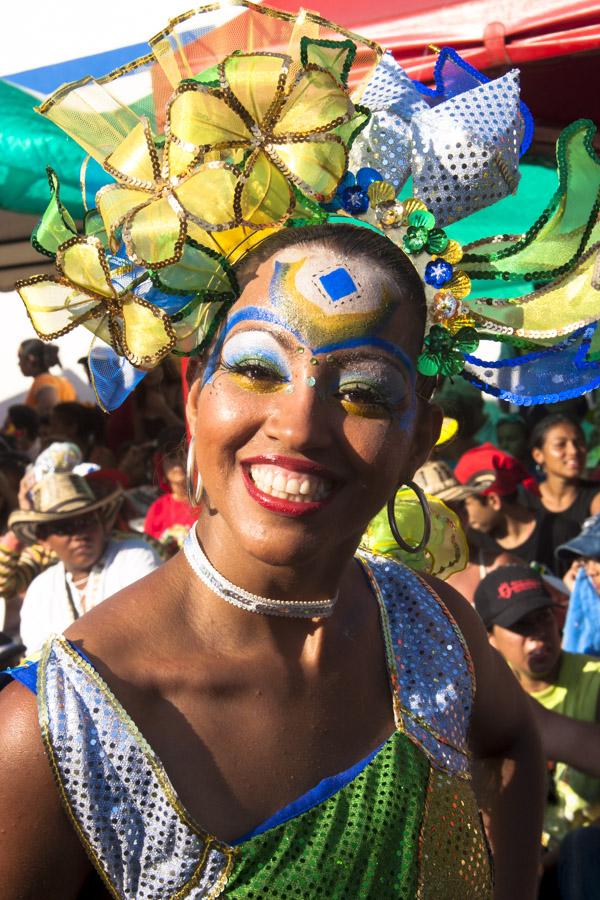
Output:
top-left (417, 325), bottom-right (479, 377)
top-left (402, 209), bottom-right (449, 256)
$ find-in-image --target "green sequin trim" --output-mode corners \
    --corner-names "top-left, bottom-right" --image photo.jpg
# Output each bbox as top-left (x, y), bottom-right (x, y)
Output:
top-left (299, 37), bottom-right (357, 87)
top-left (462, 120), bottom-right (600, 283)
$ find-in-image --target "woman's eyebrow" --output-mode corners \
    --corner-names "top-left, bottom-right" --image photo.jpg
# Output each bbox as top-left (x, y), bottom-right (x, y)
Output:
top-left (225, 322), bottom-right (299, 354)
top-left (314, 340), bottom-right (415, 380)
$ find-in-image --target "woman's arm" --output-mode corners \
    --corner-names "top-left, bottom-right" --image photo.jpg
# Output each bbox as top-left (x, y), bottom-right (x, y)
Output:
top-left (425, 576), bottom-right (545, 900)
top-left (529, 697), bottom-right (600, 776)
top-left (0, 682), bottom-right (92, 898)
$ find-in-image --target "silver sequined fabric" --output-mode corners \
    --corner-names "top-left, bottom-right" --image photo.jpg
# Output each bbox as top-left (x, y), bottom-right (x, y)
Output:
top-left (39, 638), bottom-right (232, 899)
top-left (351, 52), bottom-right (524, 226)
top-left (410, 70), bottom-right (524, 225)
top-left (38, 556), bottom-right (474, 896)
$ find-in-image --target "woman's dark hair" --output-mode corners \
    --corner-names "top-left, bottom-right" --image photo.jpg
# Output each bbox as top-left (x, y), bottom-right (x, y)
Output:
top-left (189, 222), bottom-right (426, 384)
top-left (20, 338), bottom-right (61, 372)
top-left (7, 404), bottom-right (39, 440)
top-left (530, 413), bottom-right (585, 451)
top-left (53, 402), bottom-right (106, 449)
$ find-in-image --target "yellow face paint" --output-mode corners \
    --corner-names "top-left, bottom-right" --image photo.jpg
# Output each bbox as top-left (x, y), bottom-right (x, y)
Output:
top-left (269, 258), bottom-right (393, 348)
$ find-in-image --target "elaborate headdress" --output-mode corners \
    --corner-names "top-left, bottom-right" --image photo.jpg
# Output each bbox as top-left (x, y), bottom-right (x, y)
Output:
top-left (14, 1), bottom-right (600, 411)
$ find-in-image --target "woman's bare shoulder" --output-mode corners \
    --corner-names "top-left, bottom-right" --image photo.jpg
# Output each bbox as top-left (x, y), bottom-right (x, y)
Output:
top-left (64, 551), bottom-right (188, 685)
top-left (0, 681), bottom-right (92, 897)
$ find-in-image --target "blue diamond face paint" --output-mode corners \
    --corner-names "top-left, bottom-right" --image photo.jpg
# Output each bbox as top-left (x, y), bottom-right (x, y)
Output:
top-left (202, 251), bottom-right (417, 425)
top-left (318, 267), bottom-right (357, 302)
top-left (269, 258), bottom-right (394, 348)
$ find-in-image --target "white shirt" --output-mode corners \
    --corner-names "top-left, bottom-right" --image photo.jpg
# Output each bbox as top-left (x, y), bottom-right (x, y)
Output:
top-left (20, 536), bottom-right (162, 654)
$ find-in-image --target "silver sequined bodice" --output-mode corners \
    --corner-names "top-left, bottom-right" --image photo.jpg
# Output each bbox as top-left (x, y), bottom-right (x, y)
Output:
top-left (38, 553), bottom-right (474, 898)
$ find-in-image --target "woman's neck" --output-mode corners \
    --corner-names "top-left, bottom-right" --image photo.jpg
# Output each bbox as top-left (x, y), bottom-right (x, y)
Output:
top-left (183, 519), bottom-right (359, 650)
top-left (540, 473), bottom-right (578, 505)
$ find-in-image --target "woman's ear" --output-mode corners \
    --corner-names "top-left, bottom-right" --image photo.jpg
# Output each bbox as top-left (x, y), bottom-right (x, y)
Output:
top-left (185, 378), bottom-right (201, 437)
top-left (407, 397), bottom-right (443, 477)
top-left (531, 446), bottom-right (544, 468)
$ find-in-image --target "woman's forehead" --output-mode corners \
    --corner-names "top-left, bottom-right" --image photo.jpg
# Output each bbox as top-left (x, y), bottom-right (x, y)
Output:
top-left (231, 247), bottom-right (417, 356)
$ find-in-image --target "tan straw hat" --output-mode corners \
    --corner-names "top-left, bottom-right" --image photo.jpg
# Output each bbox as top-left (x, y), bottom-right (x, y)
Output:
top-left (413, 460), bottom-right (478, 503)
top-left (8, 473), bottom-right (122, 545)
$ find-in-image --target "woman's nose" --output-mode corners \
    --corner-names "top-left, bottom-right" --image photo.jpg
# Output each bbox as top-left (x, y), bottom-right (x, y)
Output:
top-left (263, 379), bottom-right (332, 452)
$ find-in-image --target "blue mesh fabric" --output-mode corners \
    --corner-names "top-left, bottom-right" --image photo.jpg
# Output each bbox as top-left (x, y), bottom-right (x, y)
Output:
top-left (462, 325), bottom-right (600, 405)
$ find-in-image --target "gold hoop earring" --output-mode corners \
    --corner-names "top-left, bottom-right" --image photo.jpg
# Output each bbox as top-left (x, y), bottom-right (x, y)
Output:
top-left (186, 436), bottom-right (203, 506)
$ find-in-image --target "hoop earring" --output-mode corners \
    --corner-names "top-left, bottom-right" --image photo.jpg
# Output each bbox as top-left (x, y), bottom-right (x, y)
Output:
top-left (387, 480), bottom-right (431, 554)
top-left (186, 436), bottom-right (203, 506)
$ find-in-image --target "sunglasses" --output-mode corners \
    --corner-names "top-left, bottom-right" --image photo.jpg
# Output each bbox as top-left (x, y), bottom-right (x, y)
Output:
top-left (37, 513), bottom-right (101, 538)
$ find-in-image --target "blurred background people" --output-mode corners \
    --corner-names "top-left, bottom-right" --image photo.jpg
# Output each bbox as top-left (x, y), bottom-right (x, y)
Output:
top-left (2, 404), bottom-right (40, 460)
top-left (556, 515), bottom-right (600, 658)
top-left (531, 415), bottom-right (600, 529)
top-left (18, 338), bottom-right (77, 414)
top-left (414, 459), bottom-right (519, 603)
top-left (7, 472), bottom-right (161, 654)
top-left (496, 414), bottom-right (532, 471)
top-left (455, 443), bottom-right (579, 577)
top-left (144, 427), bottom-right (198, 551)
top-left (475, 565), bottom-right (600, 896)
top-left (47, 401), bottom-right (115, 468)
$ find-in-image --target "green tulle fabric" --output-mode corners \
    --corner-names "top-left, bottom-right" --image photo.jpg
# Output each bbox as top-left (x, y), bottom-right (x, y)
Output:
top-left (360, 490), bottom-right (469, 580)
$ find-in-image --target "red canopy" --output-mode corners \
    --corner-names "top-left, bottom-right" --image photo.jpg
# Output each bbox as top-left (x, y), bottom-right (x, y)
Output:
top-left (268, 0), bottom-right (600, 77)
top-left (266, 0), bottom-right (599, 133)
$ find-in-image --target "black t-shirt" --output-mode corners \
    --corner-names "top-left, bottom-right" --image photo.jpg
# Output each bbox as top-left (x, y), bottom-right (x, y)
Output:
top-left (521, 481), bottom-right (600, 530)
top-left (468, 509), bottom-right (580, 577)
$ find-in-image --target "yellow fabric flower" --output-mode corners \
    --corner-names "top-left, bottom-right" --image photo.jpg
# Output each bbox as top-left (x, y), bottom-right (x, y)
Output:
top-left (16, 237), bottom-right (176, 367)
top-left (97, 52), bottom-right (366, 269)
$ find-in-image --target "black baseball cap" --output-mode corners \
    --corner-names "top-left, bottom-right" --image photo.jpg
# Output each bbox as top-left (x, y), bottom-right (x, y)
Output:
top-left (474, 565), bottom-right (555, 629)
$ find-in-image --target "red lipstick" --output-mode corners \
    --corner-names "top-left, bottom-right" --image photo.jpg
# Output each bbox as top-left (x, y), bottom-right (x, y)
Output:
top-left (240, 455), bottom-right (338, 517)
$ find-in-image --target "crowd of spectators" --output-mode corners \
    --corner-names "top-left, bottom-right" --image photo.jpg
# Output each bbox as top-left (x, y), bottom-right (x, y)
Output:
top-left (0, 338), bottom-right (197, 665)
top-left (1, 342), bottom-right (600, 896)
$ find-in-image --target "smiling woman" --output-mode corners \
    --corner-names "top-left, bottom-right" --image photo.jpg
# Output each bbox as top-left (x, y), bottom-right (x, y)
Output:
top-left (0, 228), bottom-right (544, 899)
top-left (4, 2), bottom-right (588, 897)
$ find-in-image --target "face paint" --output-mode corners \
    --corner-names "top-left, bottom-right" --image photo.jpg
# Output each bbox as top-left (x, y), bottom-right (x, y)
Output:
top-left (219, 329), bottom-right (292, 394)
top-left (330, 357), bottom-right (412, 420)
top-left (268, 258), bottom-right (394, 348)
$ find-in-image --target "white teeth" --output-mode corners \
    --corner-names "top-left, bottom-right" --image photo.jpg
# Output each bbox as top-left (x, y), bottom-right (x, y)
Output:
top-left (272, 472), bottom-right (286, 491)
top-left (249, 464), bottom-right (332, 503)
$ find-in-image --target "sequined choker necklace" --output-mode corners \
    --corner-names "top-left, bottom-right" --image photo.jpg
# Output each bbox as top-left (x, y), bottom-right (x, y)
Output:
top-left (183, 528), bottom-right (338, 618)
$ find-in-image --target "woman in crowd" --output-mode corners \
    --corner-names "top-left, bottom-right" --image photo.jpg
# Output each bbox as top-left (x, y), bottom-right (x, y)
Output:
top-left (6, 2), bottom-right (599, 894)
top-left (18, 339), bottom-right (77, 414)
top-left (531, 415), bottom-right (600, 529)
top-left (0, 223), bottom-right (544, 897)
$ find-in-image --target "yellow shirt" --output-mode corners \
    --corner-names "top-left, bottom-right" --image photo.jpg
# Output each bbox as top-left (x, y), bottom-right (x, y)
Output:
top-left (531, 652), bottom-right (600, 838)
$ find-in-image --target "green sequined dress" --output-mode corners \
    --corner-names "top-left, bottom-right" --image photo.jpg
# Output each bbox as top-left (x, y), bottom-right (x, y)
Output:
top-left (20, 553), bottom-right (492, 898)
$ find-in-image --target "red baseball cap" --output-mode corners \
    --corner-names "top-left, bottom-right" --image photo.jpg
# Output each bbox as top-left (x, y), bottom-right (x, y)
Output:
top-left (454, 443), bottom-right (539, 497)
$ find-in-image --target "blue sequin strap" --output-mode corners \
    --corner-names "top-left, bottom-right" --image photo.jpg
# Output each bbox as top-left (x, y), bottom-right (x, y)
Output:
top-left (358, 552), bottom-right (474, 777)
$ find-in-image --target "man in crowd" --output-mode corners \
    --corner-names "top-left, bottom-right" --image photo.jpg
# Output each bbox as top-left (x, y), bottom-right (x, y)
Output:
top-left (414, 459), bottom-right (519, 603)
top-left (8, 472), bottom-right (161, 654)
top-left (454, 443), bottom-right (579, 577)
top-left (475, 564), bottom-right (600, 896)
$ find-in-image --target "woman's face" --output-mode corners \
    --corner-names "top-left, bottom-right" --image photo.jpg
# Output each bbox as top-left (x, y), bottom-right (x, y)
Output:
top-left (533, 422), bottom-right (586, 480)
top-left (18, 346), bottom-right (35, 377)
top-left (187, 244), bottom-right (440, 566)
